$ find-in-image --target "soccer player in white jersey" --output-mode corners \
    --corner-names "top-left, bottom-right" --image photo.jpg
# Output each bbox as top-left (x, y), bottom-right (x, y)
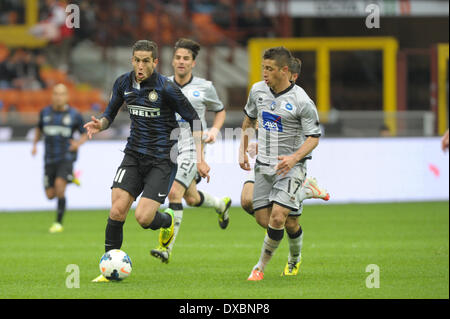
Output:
top-left (239, 47), bottom-right (323, 281)
top-left (150, 38), bottom-right (231, 263)
top-left (239, 57), bottom-right (329, 277)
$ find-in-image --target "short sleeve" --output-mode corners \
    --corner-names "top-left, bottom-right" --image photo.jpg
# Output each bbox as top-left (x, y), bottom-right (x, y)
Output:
top-left (204, 82), bottom-right (224, 112)
top-left (244, 86), bottom-right (257, 120)
top-left (299, 99), bottom-right (321, 137)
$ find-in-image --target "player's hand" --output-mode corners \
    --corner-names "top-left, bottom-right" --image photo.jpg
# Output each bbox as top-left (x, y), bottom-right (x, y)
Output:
top-left (248, 142), bottom-right (258, 158)
top-left (31, 145), bottom-right (37, 156)
top-left (275, 155), bottom-right (297, 176)
top-left (239, 151), bottom-right (251, 171)
top-left (197, 160), bottom-right (211, 183)
top-left (68, 139), bottom-right (80, 152)
top-left (203, 128), bottom-right (219, 144)
top-left (83, 116), bottom-right (102, 139)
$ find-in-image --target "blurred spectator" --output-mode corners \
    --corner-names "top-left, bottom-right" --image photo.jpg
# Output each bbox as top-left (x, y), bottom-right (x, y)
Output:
top-left (72, 1), bottom-right (97, 45)
top-left (0, 0), bottom-right (25, 25)
top-left (29, 0), bottom-right (74, 72)
top-left (0, 45), bottom-right (12, 89)
top-left (237, 0), bottom-right (272, 41)
top-left (0, 48), bottom-right (47, 90)
top-left (379, 124), bottom-right (392, 137)
top-left (190, 0), bottom-right (217, 13)
top-left (211, 0), bottom-right (233, 29)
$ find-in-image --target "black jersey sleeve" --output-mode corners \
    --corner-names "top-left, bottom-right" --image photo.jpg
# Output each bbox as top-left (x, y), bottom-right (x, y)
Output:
top-left (75, 111), bottom-right (86, 134)
top-left (37, 109), bottom-right (44, 130)
top-left (101, 75), bottom-right (126, 128)
top-left (163, 79), bottom-right (202, 133)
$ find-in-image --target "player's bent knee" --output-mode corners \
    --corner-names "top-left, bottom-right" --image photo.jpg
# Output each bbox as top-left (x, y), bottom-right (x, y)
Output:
top-left (285, 216), bottom-right (298, 227)
top-left (135, 213), bottom-right (151, 228)
top-left (168, 186), bottom-right (184, 203)
top-left (109, 207), bottom-right (127, 222)
top-left (45, 189), bottom-right (56, 200)
top-left (270, 213), bottom-right (287, 229)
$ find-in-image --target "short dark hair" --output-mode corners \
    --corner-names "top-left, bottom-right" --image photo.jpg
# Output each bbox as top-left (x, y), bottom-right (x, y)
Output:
top-left (289, 57), bottom-right (302, 76)
top-left (263, 46), bottom-right (292, 69)
top-left (132, 40), bottom-right (158, 59)
top-left (174, 38), bottom-right (201, 60)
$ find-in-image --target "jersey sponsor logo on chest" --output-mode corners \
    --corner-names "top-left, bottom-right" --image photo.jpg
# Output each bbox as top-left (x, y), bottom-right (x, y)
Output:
top-left (128, 105), bottom-right (160, 118)
top-left (262, 111), bottom-right (283, 132)
top-left (43, 125), bottom-right (72, 137)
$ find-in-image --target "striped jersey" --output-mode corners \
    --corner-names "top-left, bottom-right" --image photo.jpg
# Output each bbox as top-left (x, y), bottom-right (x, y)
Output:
top-left (244, 81), bottom-right (321, 166)
top-left (102, 71), bottom-right (201, 159)
top-left (37, 105), bottom-right (85, 164)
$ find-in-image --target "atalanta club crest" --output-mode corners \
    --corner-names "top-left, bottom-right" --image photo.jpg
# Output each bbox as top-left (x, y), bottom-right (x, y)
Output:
top-left (270, 101), bottom-right (276, 110)
top-left (148, 90), bottom-right (158, 102)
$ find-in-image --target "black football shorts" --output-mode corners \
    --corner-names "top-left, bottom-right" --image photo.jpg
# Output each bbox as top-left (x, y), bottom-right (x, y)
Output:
top-left (44, 160), bottom-right (74, 189)
top-left (111, 149), bottom-right (177, 203)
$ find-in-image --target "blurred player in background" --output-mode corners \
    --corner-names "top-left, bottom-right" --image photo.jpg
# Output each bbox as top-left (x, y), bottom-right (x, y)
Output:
top-left (239, 47), bottom-right (324, 281)
top-left (32, 83), bottom-right (87, 233)
top-left (150, 38), bottom-right (231, 264)
top-left (240, 56), bottom-right (329, 277)
top-left (84, 40), bottom-right (210, 282)
top-left (441, 129), bottom-right (449, 152)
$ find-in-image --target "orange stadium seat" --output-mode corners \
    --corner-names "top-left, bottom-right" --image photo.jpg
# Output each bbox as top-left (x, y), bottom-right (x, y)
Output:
top-left (40, 69), bottom-right (69, 87)
top-left (192, 13), bottom-right (223, 44)
top-left (142, 13), bottom-right (157, 33)
top-left (71, 90), bottom-right (92, 111)
top-left (0, 90), bottom-right (19, 111)
top-left (16, 91), bottom-right (36, 112)
top-left (31, 90), bottom-right (51, 110)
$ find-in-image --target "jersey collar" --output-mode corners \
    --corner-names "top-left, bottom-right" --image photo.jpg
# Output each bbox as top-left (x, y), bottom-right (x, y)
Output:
top-left (270, 82), bottom-right (295, 98)
top-left (131, 71), bottom-right (158, 89)
top-left (51, 104), bottom-right (69, 112)
top-left (173, 74), bottom-right (194, 89)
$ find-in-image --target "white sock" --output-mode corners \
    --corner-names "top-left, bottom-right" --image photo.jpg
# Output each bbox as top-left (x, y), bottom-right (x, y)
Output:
top-left (255, 225), bottom-right (284, 272)
top-left (287, 227), bottom-right (303, 264)
top-left (167, 206), bottom-right (183, 252)
top-left (199, 191), bottom-right (225, 212)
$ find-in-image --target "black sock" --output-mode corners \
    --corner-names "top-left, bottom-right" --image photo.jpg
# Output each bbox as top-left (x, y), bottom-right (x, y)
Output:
top-left (144, 211), bottom-right (172, 230)
top-left (56, 197), bottom-right (66, 224)
top-left (105, 218), bottom-right (124, 252)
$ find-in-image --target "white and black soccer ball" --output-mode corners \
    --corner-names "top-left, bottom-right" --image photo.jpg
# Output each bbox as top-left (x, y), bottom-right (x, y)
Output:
top-left (99, 249), bottom-right (132, 281)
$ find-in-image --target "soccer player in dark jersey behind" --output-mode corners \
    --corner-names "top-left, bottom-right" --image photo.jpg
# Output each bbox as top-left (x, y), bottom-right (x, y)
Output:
top-left (32, 83), bottom-right (88, 233)
top-left (84, 40), bottom-right (210, 282)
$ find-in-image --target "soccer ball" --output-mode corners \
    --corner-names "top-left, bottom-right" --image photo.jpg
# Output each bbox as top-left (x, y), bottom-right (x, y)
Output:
top-left (99, 249), bottom-right (132, 281)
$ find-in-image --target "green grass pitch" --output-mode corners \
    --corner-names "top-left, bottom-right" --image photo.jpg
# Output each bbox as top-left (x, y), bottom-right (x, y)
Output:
top-left (0, 202), bottom-right (448, 299)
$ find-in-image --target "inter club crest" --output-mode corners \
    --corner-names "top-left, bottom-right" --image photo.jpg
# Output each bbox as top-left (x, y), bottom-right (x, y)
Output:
top-left (148, 90), bottom-right (158, 102)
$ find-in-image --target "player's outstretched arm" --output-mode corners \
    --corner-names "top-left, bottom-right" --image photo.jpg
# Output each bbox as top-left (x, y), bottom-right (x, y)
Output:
top-left (83, 116), bottom-right (109, 139)
top-left (31, 127), bottom-right (41, 156)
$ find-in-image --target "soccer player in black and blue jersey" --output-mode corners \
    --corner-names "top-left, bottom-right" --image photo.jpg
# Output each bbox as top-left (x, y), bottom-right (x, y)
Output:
top-left (32, 83), bottom-right (88, 233)
top-left (84, 40), bottom-right (210, 282)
